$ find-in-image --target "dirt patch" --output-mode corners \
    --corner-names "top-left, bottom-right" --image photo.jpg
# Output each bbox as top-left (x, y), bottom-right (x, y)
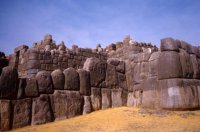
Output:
top-left (11, 107), bottom-right (200, 132)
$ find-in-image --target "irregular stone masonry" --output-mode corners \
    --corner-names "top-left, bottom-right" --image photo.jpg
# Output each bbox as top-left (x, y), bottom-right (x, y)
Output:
top-left (0, 35), bottom-right (200, 131)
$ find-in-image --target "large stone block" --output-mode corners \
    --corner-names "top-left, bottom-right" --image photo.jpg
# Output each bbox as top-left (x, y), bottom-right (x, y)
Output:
top-left (133, 63), bottom-right (142, 84)
top-left (51, 90), bottom-right (83, 121)
top-left (12, 98), bottom-right (32, 129)
top-left (14, 45), bottom-right (29, 53)
top-left (36, 71), bottom-right (53, 94)
top-left (28, 53), bottom-right (39, 60)
top-left (32, 94), bottom-right (54, 125)
top-left (83, 57), bottom-right (106, 87)
top-left (180, 41), bottom-right (194, 54)
top-left (63, 67), bottom-right (80, 91)
top-left (107, 58), bottom-right (120, 66)
top-left (127, 90), bottom-right (143, 107)
top-left (190, 55), bottom-right (200, 79)
top-left (101, 88), bottom-right (111, 109)
top-left (106, 64), bottom-right (118, 88)
top-left (108, 58), bottom-right (125, 73)
top-left (0, 66), bottom-right (18, 99)
top-left (111, 89), bottom-right (127, 107)
top-left (116, 61), bottom-right (125, 73)
top-left (51, 69), bottom-right (65, 90)
top-left (140, 62), bottom-right (149, 80)
top-left (160, 38), bottom-right (179, 52)
top-left (17, 78), bottom-right (26, 99)
top-left (125, 61), bottom-right (135, 91)
top-left (0, 100), bottom-right (11, 131)
top-left (179, 49), bottom-right (193, 78)
top-left (197, 80), bottom-right (200, 107)
top-left (118, 73), bottom-right (128, 90)
top-left (158, 51), bottom-right (182, 79)
top-left (149, 51), bottom-right (160, 61)
top-left (91, 88), bottom-right (101, 111)
top-left (83, 96), bottom-right (92, 115)
top-left (26, 60), bottom-right (40, 70)
top-left (158, 79), bottom-right (199, 110)
top-left (142, 77), bottom-right (159, 108)
top-left (78, 69), bottom-right (91, 95)
top-left (25, 78), bottom-right (39, 97)
top-left (148, 59), bottom-right (158, 77)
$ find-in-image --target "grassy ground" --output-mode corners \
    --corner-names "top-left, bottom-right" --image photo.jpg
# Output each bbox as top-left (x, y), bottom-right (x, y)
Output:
top-left (11, 107), bottom-right (200, 132)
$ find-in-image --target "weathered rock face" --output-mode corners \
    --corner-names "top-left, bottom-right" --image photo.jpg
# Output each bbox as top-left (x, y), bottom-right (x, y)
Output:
top-left (32, 94), bottom-right (53, 125)
top-left (158, 51), bottom-right (182, 79)
top-left (142, 77), bottom-right (159, 108)
top-left (101, 88), bottom-right (111, 109)
top-left (17, 79), bottom-right (26, 99)
top-left (179, 49), bottom-right (193, 78)
top-left (106, 58), bottom-right (127, 89)
top-left (12, 98), bottom-right (32, 129)
top-left (51, 69), bottom-right (65, 90)
top-left (160, 38), bottom-right (179, 52)
top-left (25, 78), bottom-right (39, 97)
top-left (83, 57), bottom-right (106, 87)
top-left (190, 55), bottom-right (200, 79)
top-left (112, 89), bottom-right (127, 107)
top-left (63, 67), bottom-right (80, 91)
top-left (158, 79), bottom-right (199, 110)
top-left (118, 73), bottom-right (128, 90)
top-left (91, 87), bottom-right (101, 111)
top-left (0, 66), bottom-right (18, 99)
top-left (125, 61), bottom-right (135, 92)
top-left (127, 90), bottom-right (143, 107)
top-left (78, 69), bottom-right (91, 95)
top-left (36, 71), bottom-right (54, 94)
top-left (51, 90), bottom-right (83, 121)
top-left (83, 96), bottom-right (92, 114)
top-left (106, 63), bottom-right (118, 88)
top-left (0, 100), bottom-right (11, 131)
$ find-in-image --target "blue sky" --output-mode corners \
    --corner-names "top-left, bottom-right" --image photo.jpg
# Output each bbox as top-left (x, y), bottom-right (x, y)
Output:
top-left (0, 0), bottom-right (200, 54)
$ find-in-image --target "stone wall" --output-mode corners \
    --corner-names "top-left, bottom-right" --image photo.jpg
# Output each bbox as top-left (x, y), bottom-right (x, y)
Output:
top-left (9, 35), bottom-right (107, 78)
top-left (0, 35), bottom-right (200, 131)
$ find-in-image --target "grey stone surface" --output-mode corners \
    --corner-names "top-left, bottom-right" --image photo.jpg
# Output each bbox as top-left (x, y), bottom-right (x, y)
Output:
top-left (25, 78), bottom-right (39, 97)
top-left (12, 98), bottom-right (32, 128)
top-left (158, 79), bottom-right (199, 110)
top-left (83, 57), bottom-right (106, 87)
top-left (91, 87), bottom-right (101, 111)
top-left (111, 89), bottom-right (127, 107)
top-left (51, 69), bottom-right (65, 90)
top-left (106, 64), bottom-right (118, 88)
top-left (158, 51), bottom-right (182, 79)
top-left (142, 77), bottom-right (159, 108)
top-left (63, 67), bottom-right (80, 91)
top-left (83, 96), bottom-right (92, 115)
top-left (32, 94), bottom-right (53, 125)
top-left (179, 49), bottom-right (193, 78)
top-left (51, 90), bottom-right (83, 121)
top-left (36, 71), bottom-right (54, 94)
top-left (160, 38), bottom-right (179, 52)
top-left (0, 100), bottom-right (11, 131)
top-left (101, 88), bottom-right (111, 109)
top-left (190, 55), bottom-right (200, 79)
top-left (0, 66), bottom-right (18, 99)
top-left (78, 69), bottom-right (91, 95)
